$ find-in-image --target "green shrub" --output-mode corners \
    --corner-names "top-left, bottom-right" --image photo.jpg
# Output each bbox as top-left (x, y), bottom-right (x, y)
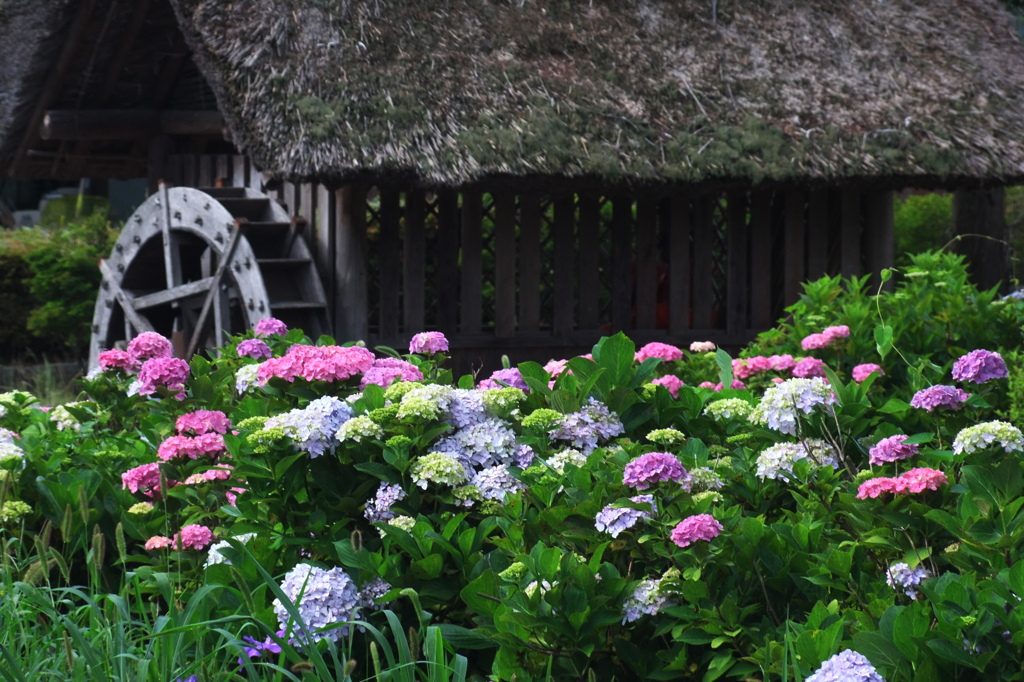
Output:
top-left (893, 192), bottom-right (952, 265)
top-left (0, 214), bottom-right (117, 361)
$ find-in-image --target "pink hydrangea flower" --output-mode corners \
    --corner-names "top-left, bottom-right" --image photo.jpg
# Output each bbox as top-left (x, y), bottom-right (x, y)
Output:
top-left (623, 452), bottom-right (687, 490)
top-left (869, 435), bottom-right (919, 465)
top-left (98, 349), bottom-right (134, 372)
top-left (254, 318), bottom-right (288, 337)
top-left (157, 433), bottom-right (226, 461)
top-left (122, 463), bottom-right (171, 499)
top-left (822, 325), bottom-right (850, 340)
top-left (136, 357), bottom-right (190, 398)
top-left (732, 356), bottom-right (773, 380)
top-left (689, 341), bottom-right (716, 353)
top-left (652, 375), bottom-right (684, 398)
top-left (792, 357), bottom-right (828, 378)
top-left (856, 477), bottom-right (900, 499)
top-left (768, 355), bottom-right (796, 373)
top-left (237, 338), bottom-right (272, 360)
top-left (184, 473), bottom-right (208, 485)
top-left (544, 359), bottom-right (569, 377)
top-left (635, 342), bottom-right (683, 363)
top-left (409, 331), bottom-right (449, 354)
top-left (202, 466), bottom-right (233, 481)
top-left (852, 363), bottom-right (884, 382)
top-left (896, 467), bottom-right (948, 494)
top-left (176, 410), bottom-right (230, 435)
top-left (952, 349), bottom-right (1008, 384)
top-left (257, 345), bottom-right (376, 384)
top-left (360, 358), bottom-right (424, 389)
top-left (801, 333), bottom-right (832, 350)
top-left (670, 514), bottom-right (723, 548)
top-left (698, 381), bottom-right (717, 389)
top-left (910, 385), bottom-right (970, 411)
top-left (145, 535), bottom-right (173, 550)
top-left (174, 524), bottom-right (215, 551)
top-left (126, 332), bottom-right (174, 366)
top-left (226, 486), bottom-right (246, 506)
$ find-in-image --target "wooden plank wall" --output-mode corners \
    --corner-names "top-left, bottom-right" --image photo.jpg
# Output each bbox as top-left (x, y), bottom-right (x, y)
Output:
top-left (161, 154), bottom-right (896, 366)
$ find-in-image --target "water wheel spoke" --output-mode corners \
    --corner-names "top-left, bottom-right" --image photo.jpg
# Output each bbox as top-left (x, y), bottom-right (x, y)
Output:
top-left (98, 259), bottom-right (155, 334)
top-left (185, 221), bottom-right (246, 358)
top-left (132, 277), bottom-right (217, 310)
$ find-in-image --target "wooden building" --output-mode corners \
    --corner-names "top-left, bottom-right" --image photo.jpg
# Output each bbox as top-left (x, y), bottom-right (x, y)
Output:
top-left (2, 0), bottom-right (1024, 370)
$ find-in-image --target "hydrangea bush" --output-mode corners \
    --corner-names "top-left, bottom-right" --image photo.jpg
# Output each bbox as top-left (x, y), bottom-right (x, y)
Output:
top-left (3, 256), bottom-right (1024, 681)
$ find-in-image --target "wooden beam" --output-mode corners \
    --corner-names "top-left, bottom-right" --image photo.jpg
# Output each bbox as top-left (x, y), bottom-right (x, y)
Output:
top-left (952, 188), bottom-right (1009, 292)
top-left (133, 277), bottom-right (216, 310)
top-left (42, 110), bottom-right (224, 140)
top-left (98, 259), bottom-right (155, 335)
top-left (864, 190), bottom-right (896, 291)
top-left (335, 186), bottom-right (368, 341)
top-left (9, 0), bottom-right (100, 176)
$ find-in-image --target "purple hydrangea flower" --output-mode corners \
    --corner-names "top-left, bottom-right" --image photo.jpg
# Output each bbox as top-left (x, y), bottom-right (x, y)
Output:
top-left (478, 368), bottom-right (528, 391)
top-left (623, 453), bottom-right (686, 489)
top-left (595, 495), bottom-right (657, 537)
top-left (886, 562), bottom-right (931, 599)
top-left (264, 396), bottom-right (354, 458)
top-left (237, 338), bottom-right (272, 360)
top-left (910, 385), bottom-right (970, 412)
top-left (471, 464), bottom-right (526, 501)
top-left (807, 650), bottom-right (885, 682)
top-left (433, 418), bottom-right (518, 473)
top-left (358, 577), bottom-right (394, 609)
top-left (273, 563), bottom-right (361, 643)
top-left (551, 397), bottom-right (624, 454)
top-left (952, 349), bottom-right (1008, 384)
top-left (869, 435), bottom-right (919, 465)
top-left (621, 577), bottom-right (673, 623)
top-left (254, 318), bottom-right (288, 337)
top-left (363, 482), bottom-right (406, 523)
top-left (409, 331), bottom-right (448, 354)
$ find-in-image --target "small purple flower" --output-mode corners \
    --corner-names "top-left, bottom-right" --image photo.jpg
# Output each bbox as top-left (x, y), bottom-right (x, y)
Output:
top-left (364, 482), bottom-right (406, 523)
top-left (254, 318), bottom-right (288, 337)
top-left (910, 385), bottom-right (970, 411)
top-left (237, 338), bottom-right (272, 359)
top-left (237, 630), bottom-right (285, 669)
top-left (869, 435), bottom-right (919, 465)
top-left (409, 331), bottom-right (449, 354)
top-left (886, 562), bottom-right (931, 599)
top-left (952, 349), bottom-right (1008, 384)
top-left (623, 453), bottom-right (686, 490)
top-left (595, 495), bottom-right (657, 537)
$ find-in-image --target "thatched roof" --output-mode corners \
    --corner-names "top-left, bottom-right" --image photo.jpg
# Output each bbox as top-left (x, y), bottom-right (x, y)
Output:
top-left (3, 0), bottom-right (1024, 188)
top-left (168, 0), bottom-right (1024, 189)
top-left (0, 0), bottom-right (77, 167)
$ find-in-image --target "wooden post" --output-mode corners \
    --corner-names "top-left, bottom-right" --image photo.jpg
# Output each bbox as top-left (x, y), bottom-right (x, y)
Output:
top-left (806, 190), bottom-right (829, 280)
top-left (749, 191), bottom-right (772, 328)
top-left (668, 195), bottom-right (692, 335)
top-left (863, 190), bottom-right (895, 291)
top-left (691, 195), bottom-right (714, 329)
top-left (840, 189), bottom-right (862, 278)
top-left (147, 135), bottom-right (171, 195)
top-left (379, 188), bottom-right (402, 341)
top-left (783, 189), bottom-right (806, 306)
top-left (519, 194), bottom-right (542, 332)
top-left (634, 195), bottom-right (659, 331)
top-left (553, 193), bottom-right (575, 337)
top-left (493, 190), bottom-right (517, 338)
top-left (578, 194), bottom-right (602, 331)
top-left (726, 191), bottom-right (749, 337)
top-left (611, 196), bottom-right (632, 331)
top-left (403, 191), bottom-right (426, 333)
top-left (335, 185), bottom-right (368, 342)
top-left (460, 191), bottom-right (483, 334)
top-left (437, 191), bottom-right (460, 332)
top-left (952, 188), bottom-right (1008, 292)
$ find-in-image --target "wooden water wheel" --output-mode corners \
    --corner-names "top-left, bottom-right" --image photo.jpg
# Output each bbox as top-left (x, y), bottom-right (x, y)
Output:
top-left (89, 183), bottom-right (329, 367)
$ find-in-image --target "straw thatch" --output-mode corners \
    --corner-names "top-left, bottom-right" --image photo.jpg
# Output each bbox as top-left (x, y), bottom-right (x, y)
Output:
top-left (0, 0), bottom-right (77, 167)
top-left (168, 0), bottom-right (1024, 189)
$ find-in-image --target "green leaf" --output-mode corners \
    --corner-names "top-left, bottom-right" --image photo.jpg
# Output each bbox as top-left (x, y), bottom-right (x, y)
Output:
top-left (714, 348), bottom-right (734, 388)
top-left (460, 570), bottom-right (499, 616)
top-left (925, 638), bottom-right (979, 668)
top-left (961, 465), bottom-right (1002, 508)
top-left (874, 325), bottom-right (894, 359)
top-left (436, 624), bottom-right (499, 650)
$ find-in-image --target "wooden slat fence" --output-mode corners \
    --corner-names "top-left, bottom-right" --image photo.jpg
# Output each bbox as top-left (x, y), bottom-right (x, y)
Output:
top-left (161, 154), bottom-right (894, 370)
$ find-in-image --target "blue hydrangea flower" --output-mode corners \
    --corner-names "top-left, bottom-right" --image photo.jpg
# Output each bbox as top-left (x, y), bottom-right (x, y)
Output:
top-left (264, 396), bottom-right (353, 458)
top-left (595, 495), bottom-right (656, 538)
top-left (471, 464), bottom-right (525, 501)
top-left (806, 650), bottom-right (885, 682)
top-left (551, 398), bottom-right (624, 454)
top-left (445, 389), bottom-right (490, 428)
top-left (364, 483), bottom-right (406, 522)
top-left (433, 418), bottom-right (518, 473)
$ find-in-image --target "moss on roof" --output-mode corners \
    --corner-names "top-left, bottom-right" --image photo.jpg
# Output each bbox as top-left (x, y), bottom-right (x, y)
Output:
top-left (171, 0), bottom-right (1024, 187)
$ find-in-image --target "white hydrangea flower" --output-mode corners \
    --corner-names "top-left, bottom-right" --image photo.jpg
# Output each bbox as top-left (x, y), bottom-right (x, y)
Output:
top-left (953, 421), bottom-right (1024, 455)
top-left (545, 448), bottom-right (588, 474)
top-left (755, 438), bottom-right (837, 480)
top-left (396, 384), bottom-right (453, 421)
top-left (749, 378), bottom-right (836, 435)
top-left (235, 364), bottom-right (260, 394)
top-left (336, 415), bottom-right (383, 443)
top-left (204, 533), bottom-right (255, 568)
top-left (410, 452), bottom-right (467, 489)
top-left (704, 398), bottom-right (754, 421)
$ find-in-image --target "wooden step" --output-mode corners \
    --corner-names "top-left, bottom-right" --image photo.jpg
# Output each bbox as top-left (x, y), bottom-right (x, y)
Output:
top-left (197, 186), bottom-right (247, 199)
top-left (218, 197), bottom-right (273, 222)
